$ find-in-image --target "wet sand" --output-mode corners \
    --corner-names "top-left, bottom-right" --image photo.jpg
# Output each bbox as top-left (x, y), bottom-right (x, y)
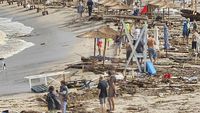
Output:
top-left (0, 4), bottom-right (93, 96)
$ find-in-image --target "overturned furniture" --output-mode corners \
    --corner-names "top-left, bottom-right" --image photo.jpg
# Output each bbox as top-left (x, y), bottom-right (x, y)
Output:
top-left (24, 71), bottom-right (70, 92)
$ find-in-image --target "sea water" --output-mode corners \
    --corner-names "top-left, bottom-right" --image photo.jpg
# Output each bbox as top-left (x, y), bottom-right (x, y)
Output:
top-left (0, 17), bottom-right (34, 59)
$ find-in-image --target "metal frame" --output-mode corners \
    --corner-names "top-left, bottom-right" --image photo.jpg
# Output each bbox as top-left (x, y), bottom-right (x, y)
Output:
top-left (121, 19), bottom-right (148, 75)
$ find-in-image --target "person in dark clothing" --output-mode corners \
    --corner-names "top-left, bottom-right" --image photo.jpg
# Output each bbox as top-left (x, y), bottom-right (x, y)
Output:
top-left (97, 76), bottom-right (108, 113)
top-left (136, 40), bottom-right (144, 65)
top-left (107, 71), bottom-right (116, 112)
top-left (46, 86), bottom-right (61, 112)
top-left (126, 43), bottom-right (133, 65)
top-left (114, 35), bottom-right (122, 56)
top-left (133, 40), bottom-right (144, 65)
top-left (87, 0), bottom-right (93, 16)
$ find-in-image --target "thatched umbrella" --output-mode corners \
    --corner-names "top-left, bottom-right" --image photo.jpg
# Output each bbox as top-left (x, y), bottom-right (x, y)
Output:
top-left (148, 0), bottom-right (162, 5)
top-left (77, 30), bottom-right (115, 65)
top-left (103, 0), bottom-right (116, 7)
top-left (98, 25), bottom-right (118, 37)
top-left (97, 0), bottom-right (110, 5)
top-left (97, 25), bottom-right (118, 65)
top-left (104, 1), bottom-right (118, 7)
top-left (109, 3), bottom-right (130, 10)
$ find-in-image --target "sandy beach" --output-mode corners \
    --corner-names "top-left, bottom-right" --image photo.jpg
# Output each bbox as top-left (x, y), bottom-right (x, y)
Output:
top-left (0, 4), bottom-right (97, 96)
top-left (1, 1), bottom-right (200, 113)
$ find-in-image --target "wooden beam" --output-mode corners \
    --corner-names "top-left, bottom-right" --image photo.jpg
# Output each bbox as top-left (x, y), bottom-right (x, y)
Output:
top-left (103, 15), bottom-right (148, 20)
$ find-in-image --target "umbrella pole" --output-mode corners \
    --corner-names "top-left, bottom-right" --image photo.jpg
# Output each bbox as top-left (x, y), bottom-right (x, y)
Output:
top-left (166, 49), bottom-right (168, 57)
top-left (103, 38), bottom-right (107, 66)
top-left (94, 38), bottom-right (96, 56)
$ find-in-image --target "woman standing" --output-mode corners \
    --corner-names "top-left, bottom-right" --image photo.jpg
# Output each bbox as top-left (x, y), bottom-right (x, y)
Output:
top-left (107, 71), bottom-right (116, 112)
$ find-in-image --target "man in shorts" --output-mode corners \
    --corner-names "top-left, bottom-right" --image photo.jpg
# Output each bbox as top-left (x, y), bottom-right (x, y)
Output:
top-left (97, 76), bottom-right (108, 112)
top-left (147, 35), bottom-right (157, 63)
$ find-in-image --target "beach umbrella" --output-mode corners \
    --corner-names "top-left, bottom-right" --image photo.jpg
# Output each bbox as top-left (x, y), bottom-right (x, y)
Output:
top-left (77, 30), bottom-right (108, 57)
top-left (98, 25), bottom-right (118, 38)
top-left (97, 26), bottom-right (118, 65)
top-left (163, 24), bottom-right (170, 57)
top-left (103, 0), bottom-right (116, 7)
top-left (77, 30), bottom-right (114, 65)
top-left (77, 30), bottom-right (109, 39)
top-left (148, 0), bottom-right (162, 5)
top-left (109, 3), bottom-right (130, 10)
top-left (97, 0), bottom-right (110, 5)
top-left (104, 1), bottom-right (119, 7)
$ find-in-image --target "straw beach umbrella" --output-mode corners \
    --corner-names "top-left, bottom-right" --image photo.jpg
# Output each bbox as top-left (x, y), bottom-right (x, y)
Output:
top-left (77, 30), bottom-right (116, 65)
top-left (104, 1), bottom-right (118, 7)
top-left (109, 3), bottom-right (130, 10)
top-left (97, 25), bottom-right (118, 65)
top-left (77, 30), bottom-right (108, 57)
top-left (103, 0), bottom-right (116, 7)
top-left (98, 25), bottom-right (118, 37)
top-left (97, 0), bottom-right (109, 5)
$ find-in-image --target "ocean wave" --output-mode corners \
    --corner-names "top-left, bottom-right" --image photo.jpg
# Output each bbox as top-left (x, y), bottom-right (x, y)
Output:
top-left (0, 17), bottom-right (34, 59)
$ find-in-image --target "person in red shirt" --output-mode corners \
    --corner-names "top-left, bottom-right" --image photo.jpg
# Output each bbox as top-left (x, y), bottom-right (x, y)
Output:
top-left (97, 38), bottom-right (103, 56)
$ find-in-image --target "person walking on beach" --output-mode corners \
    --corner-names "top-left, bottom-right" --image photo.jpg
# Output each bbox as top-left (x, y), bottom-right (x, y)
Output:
top-left (126, 43), bottom-right (133, 65)
top-left (46, 86), bottom-right (61, 113)
top-left (182, 18), bottom-right (190, 44)
top-left (114, 35), bottom-right (122, 56)
top-left (147, 35), bottom-right (157, 63)
top-left (107, 71), bottom-right (116, 112)
top-left (97, 38), bottom-right (103, 56)
top-left (193, 20), bottom-right (198, 32)
top-left (77, 1), bottom-right (84, 18)
top-left (58, 80), bottom-right (69, 113)
top-left (87, 0), bottom-right (93, 16)
top-left (2, 60), bottom-right (6, 70)
top-left (97, 75), bottom-right (108, 113)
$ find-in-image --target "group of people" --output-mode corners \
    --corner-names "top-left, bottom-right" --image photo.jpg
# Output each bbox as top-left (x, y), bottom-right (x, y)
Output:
top-left (182, 18), bottom-right (200, 54)
top-left (77, 0), bottom-right (94, 18)
top-left (97, 71), bottom-right (116, 113)
top-left (46, 81), bottom-right (68, 113)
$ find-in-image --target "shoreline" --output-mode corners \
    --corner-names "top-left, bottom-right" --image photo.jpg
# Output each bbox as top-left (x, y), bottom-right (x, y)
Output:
top-left (0, 3), bottom-right (94, 96)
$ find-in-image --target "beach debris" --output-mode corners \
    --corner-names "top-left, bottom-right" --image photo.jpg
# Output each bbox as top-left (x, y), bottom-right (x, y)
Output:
top-left (40, 42), bottom-right (45, 45)
top-left (181, 9), bottom-right (200, 21)
top-left (31, 84), bottom-right (48, 93)
top-left (163, 73), bottom-right (172, 79)
top-left (66, 79), bottom-right (91, 89)
top-left (181, 76), bottom-right (198, 84)
top-left (42, 11), bottom-right (49, 16)
top-left (2, 110), bottom-right (9, 113)
top-left (126, 106), bottom-right (147, 112)
top-left (169, 56), bottom-right (192, 63)
top-left (20, 110), bottom-right (42, 113)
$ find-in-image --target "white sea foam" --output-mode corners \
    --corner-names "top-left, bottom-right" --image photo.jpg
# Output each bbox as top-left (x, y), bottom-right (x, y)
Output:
top-left (0, 17), bottom-right (34, 59)
top-left (0, 30), bottom-right (6, 45)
